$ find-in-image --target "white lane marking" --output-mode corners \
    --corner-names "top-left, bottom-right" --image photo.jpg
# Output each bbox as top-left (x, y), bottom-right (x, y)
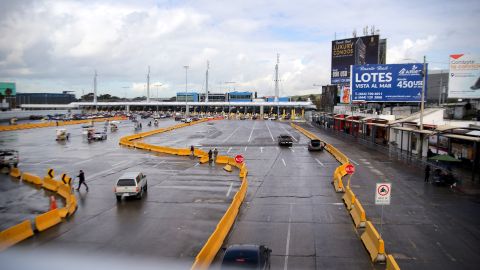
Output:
top-left (244, 146), bottom-right (248, 152)
top-left (290, 147), bottom-right (295, 153)
top-left (37, 159), bottom-right (56, 165)
top-left (265, 121), bottom-right (275, 141)
top-left (226, 182), bottom-right (233, 197)
top-left (284, 204), bottom-right (293, 270)
top-left (223, 126), bottom-right (241, 142)
top-left (260, 147), bottom-right (263, 153)
top-left (282, 158), bottom-right (286, 167)
top-left (282, 126), bottom-right (298, 142)
top-left (87, 160), bottom-right (130, 179)
top-left (112, 160), bottom-right (129, 167)
top-left (227, 147), bottom-right (232, 153)
top-left (153, 160), bottom-right (166, 168)
top-left (247, 121), bottom-right (256, 142)
top-left (349, 159), bottom-right (359, 165)
top-left (315, 158), bottom-right (325, 167)
top-left (194, 162), bottom-right (200, 167)
top-left (73, 159), bottom-right (91, 166)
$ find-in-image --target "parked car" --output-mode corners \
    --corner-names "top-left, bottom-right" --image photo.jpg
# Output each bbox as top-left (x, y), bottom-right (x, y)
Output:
top-left (0, 149), bottom-right (19, 169)
top-left (221, 244), bottom-right (271, 270)
top-left (185, 118), bottom-right (192, 123)
top-left (308, 139), bottom-right (325, 151)
top-left (114, 172), bottom-right (148, 201)
top-left (277, 134), bottom-right (293, 146)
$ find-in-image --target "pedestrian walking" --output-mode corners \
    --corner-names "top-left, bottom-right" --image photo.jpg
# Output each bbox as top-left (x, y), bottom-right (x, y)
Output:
top-left (208, 149), bottom-right (213, 165)
top-left (76, 170), bottom-right (89, 191)
top-left (190, 145), bottom-right (195, 159)
top-left (424, 165), bottom-right (431, 183)
top-left (213, 148), bottom-right (218, 164)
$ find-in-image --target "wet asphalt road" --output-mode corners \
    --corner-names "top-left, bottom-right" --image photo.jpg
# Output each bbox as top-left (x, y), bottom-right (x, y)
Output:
top-left (0, 119), bottom-right (239, 267)
top-left (299, 123), bottom-right (480, 270)
top-left (4, 119), bottom-right (476, 269)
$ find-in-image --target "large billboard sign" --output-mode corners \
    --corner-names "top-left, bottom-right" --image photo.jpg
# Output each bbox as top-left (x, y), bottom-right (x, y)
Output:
top-left (350, 63), bottom-right (427, 102)
top-left (0, 82), bottom-right (16, 96)
top-left (331, 35), bottom-right (380, 84)
top-left (448, 54), bottom-right (480, 99)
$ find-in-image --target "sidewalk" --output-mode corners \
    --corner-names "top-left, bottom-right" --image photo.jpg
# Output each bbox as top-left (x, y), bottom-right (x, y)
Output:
top-left (309, 121), bottom-right (480, 197)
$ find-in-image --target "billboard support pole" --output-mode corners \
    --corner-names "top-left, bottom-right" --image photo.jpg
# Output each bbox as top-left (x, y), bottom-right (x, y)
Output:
top-left (420, 56), bottom-right (426, 131)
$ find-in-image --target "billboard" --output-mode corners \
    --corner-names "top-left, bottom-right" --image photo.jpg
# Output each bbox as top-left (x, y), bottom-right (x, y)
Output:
top-left (350, 63), bottom-right (427, 102)
top-left (331, 35), bottom-right (380, 84)
top-left (448, 54), bottom-right (480, 99)
top-left (0, 82), bottom-right (16, 96)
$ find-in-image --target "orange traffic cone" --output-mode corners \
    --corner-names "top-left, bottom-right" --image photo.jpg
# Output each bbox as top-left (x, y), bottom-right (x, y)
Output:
top-left (50, 196), bottom-right (57, 210)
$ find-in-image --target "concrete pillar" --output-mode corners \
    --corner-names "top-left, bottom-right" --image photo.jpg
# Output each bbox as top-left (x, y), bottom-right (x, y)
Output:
top-left (126, 105), bottom-right (130, 112)
top-left (260, 106), bottom-right (264, 116)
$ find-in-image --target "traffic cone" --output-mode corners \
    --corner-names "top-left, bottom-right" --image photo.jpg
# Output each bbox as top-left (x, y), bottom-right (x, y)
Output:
top-left (50, 196), bottom-right (57, 210)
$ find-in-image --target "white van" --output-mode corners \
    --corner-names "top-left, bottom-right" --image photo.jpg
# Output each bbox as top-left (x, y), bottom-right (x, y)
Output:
top-left (114, 172), bottom-right (148, 201)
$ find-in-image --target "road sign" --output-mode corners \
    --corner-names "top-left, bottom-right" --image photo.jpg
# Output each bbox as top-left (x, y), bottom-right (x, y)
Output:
top-left (375, 183), bottom-right (391, 205)
top-left (345, 164), bottom-right (355, 174)
top-left (235, 155), bottom-right (244, 164)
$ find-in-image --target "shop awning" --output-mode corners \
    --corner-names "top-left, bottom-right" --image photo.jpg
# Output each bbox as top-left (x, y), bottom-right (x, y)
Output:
top-left (442, 133), bottom-right (480, 142)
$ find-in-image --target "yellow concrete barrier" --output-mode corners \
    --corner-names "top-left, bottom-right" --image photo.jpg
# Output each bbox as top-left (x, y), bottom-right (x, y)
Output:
top-left (216, 155), bottom-right (229, 164)
top-left (42, 177), bottom-right (60, 192)
top-left (223, 164), bottom-right (232, 172)
top-left (67, 194), bottom-right (77, 216)
top-left (194, 149), bottom-right (207, 157)
top-left (0, 220), bottom-right (34, 251)
top-left (57, 183), bottom-right (72, 199)
top-left (177, 148), bottom-right (191, 156)
top-left (239, 164), bottom-right (247, 178)
top-left (350, 199), bottom-right (367, 228)
top-left (342, 186), bottom-right (356, 210)
top-left (59, 194), bottom-right (77, 217)
top-left (361, 221), bottom-right (386, 262)
top-left (192, 177), bottom-right (248, 270)
top-left (199, 155), bottom-right (209, 164)
top-left (35, 209), bottom-right (62, 232)
top-left (21, 172), bottom-right (43, 185)
top-left (45, 168), bottom-right (55, 179)
top-left (333, 171), bottom-right (345, 192)
top-left (9, 167), bottom-right (21, 178)
top-left (386, 254), bottom-right (400, 270)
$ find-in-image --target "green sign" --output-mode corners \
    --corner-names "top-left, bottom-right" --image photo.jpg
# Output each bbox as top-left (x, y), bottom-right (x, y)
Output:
top-left (0, 82), bottom-right (16, 96)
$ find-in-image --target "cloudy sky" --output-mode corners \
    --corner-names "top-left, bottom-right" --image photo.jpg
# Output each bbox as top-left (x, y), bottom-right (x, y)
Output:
top-left (0, 0), bottom-right (479, 98)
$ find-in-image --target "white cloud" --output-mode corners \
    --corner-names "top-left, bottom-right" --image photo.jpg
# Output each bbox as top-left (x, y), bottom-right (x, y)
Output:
top-left (0, 0), bottom-right (478, 98)
top-left (387, 35), bottom-right (437, 64)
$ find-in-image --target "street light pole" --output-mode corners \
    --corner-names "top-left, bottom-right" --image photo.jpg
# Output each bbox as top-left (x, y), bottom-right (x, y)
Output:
top-left (420, 56), bottom-right (426, 131)
top-left (184, 65), bottom-right (189, 116)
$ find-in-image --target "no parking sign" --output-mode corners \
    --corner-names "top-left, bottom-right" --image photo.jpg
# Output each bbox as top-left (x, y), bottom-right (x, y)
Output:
top-left (375, 183), bottom-right (391, 205)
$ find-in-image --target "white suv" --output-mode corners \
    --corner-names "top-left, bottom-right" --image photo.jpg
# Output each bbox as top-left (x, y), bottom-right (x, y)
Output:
top-left (114, 172), bottom-right (148, 201)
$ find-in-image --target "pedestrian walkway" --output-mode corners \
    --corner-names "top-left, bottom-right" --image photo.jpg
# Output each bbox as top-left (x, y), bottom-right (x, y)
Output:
top-left (309, 121), bottom-right (480, 197)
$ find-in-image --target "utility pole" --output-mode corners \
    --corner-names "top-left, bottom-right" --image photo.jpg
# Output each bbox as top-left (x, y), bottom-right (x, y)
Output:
top-left (147, 66), bottom-right (150, 102)
top-left (205, 61), bottom-right (209, 103)
top-left (93, 70), bottom-right (97, 104)
top-left (420, 56), bottom-right (426, 130)
top-left (184, 65), bottom-right (189, 116)
top-left (274, 53), bottom-right (280, 116)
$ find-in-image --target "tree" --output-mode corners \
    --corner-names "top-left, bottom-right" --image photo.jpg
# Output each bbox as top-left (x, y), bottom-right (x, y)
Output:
top-left (81, 93), bottom-right (94, 101)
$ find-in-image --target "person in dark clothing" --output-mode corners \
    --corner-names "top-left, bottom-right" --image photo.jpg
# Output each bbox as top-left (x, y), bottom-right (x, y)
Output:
top-left (213, 148), bottom-right (219, 164)
top-left (76, 170), bottom-right (89, 191)
top-left (427, 149), bottom-right (434, 158)
top-left (208, 149), bottom-right (213, 165)
top-left (190, 145), bottom-right (195, 159)
top-left (424, 165), bottom-right (431, 183)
